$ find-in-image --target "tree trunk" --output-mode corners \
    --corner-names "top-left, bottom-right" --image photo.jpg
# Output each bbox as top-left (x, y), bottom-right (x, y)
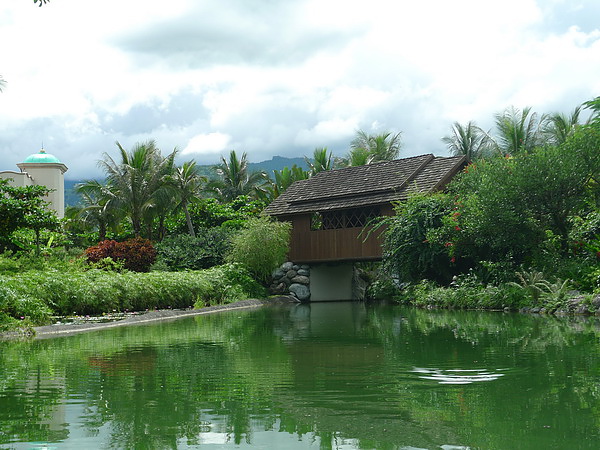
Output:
top-left (184, 202), bottom-right (195, 237)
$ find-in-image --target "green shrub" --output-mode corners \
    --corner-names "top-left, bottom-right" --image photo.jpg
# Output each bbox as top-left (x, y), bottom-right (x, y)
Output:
top-left (227, 217), bottom-right (291, 284)
top-left (382, 193), bottom-right (456, 284)
top-left (0, 285), bottom-right (52, 325)
top-left (392, 277), bottom-right (528, 311)
top-left (155, 228), bottom-right (233, 271)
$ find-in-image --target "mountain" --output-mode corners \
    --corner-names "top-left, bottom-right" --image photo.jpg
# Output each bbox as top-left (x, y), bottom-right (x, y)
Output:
top-left (65, 179), bottom-right (83, 207)
top-left (248, 156), bottom-right (308, 174)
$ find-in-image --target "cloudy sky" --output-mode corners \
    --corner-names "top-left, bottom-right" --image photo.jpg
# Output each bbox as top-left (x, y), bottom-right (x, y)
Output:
top-left (1, 0), bottom-right (599, 179)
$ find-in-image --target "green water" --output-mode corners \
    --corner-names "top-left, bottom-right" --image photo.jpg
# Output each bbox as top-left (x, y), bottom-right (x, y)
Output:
top-left (1, 302), bottom-right (599, 449)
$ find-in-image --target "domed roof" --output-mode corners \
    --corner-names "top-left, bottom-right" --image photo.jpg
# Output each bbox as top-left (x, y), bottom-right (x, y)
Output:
top-left (22, 149), bottom-right (62, 164)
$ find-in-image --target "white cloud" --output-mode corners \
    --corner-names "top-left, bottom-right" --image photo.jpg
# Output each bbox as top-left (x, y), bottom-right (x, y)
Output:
top-left (182, 132), bottom-right (231, 156)
top-left (0, 0), bottom-right (599, 179)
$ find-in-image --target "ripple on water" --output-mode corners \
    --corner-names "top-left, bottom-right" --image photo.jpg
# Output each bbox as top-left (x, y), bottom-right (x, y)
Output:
top-left (411, 367), bottom-right (508, 385)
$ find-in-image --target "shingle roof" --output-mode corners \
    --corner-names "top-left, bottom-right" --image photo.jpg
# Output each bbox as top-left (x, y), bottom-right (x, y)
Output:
top-left (264, 154), bottom-right (466, 216)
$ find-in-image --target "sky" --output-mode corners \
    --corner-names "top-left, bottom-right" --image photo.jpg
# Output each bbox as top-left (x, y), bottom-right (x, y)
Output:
top-left (1, 0), bottom-right (599, 180)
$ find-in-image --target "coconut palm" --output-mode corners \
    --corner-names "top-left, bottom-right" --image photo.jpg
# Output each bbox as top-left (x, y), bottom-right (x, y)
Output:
top-left (335, 146), bottom-right (371, 167)
top-left (305, 147), bottom-right (334, 175)
top-left (170, 160), bottom-right (207, 237)
top-left (0, 76), bottom-right (6, 92)
top-left (350, 130), bottom-right (402, 163)
top-left (208, 150), bottom-right (266, 202)
top-left (442, 121), bottom-right (491, 161)
top-left (583, 96), bottom-right (600, 124)
top-left (74, 179), bottom-right (122, 241)
top-left (98, 140), bottom-right (177, 237)
top-left (264, 165), bottom-right (309, 200)
top-left (493, 106), bottom-right (545, 155)
top-left (542, 106), bottom-right (583, 146)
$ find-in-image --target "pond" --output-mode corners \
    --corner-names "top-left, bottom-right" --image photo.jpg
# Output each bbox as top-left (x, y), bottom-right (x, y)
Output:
top-left (1, 302), bottom-right (599, 449)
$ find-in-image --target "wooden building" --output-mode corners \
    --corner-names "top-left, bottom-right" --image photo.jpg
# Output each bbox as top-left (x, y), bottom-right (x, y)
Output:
top-left (264, 154), bottom-right (467, 264)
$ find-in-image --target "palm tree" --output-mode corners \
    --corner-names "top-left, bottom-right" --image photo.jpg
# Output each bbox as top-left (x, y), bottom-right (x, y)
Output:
top-left (265, 165), bottom-right (309, 200)
top-left (350, 130), bottom-right (402, 163)
top-left (493, 106), bottom-right (545, 155)
top-left (305, 147), bottom-right (334, 175)
top-left (74, 179), bottom-right (122, 241)
top-left (170, 160), bottom-right (207, 237)
top-left (541, 106), bottom-right (583, 146)
top-left (442, 121), bottom-right (491, 161)
top-left (583, 96), bottom-right (600, 124)
top-left (208, 150), bottom-right (266, 202)
top-left (335, 146), bottom-right (371, 167)
top-left (98, 140), bottom-right (177, 237)
top-left (0, 76), bottom-right (6, 92)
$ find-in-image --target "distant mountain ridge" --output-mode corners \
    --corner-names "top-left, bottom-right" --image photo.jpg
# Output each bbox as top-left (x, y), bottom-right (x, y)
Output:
top-left (64, 155), bottom-right (308, 207)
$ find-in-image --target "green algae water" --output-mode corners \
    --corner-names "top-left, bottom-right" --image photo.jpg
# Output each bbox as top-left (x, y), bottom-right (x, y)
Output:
top-left (1, 302), bottom-right (599, 449)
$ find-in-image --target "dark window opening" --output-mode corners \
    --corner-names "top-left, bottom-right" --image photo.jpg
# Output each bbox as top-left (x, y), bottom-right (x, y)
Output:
top-left (311, 207), bottom-right (380, 230)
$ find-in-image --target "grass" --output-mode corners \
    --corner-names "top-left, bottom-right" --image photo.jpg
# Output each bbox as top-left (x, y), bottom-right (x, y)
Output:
top-left (0, 251), bottom-right (267, 330)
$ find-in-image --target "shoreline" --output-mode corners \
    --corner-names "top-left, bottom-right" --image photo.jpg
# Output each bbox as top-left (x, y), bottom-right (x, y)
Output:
top-left (2, 296), bottom-right (298, 340)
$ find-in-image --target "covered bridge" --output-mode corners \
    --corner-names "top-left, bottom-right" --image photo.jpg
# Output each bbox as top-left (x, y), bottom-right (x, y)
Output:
top-left (265, 153), bottom-right (466, 263)
top-left (264, 154), bottom-right (466, 301)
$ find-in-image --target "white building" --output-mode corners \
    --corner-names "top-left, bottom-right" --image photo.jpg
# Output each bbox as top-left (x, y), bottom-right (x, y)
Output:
top-left (0, 149), bottom-right (69, 218)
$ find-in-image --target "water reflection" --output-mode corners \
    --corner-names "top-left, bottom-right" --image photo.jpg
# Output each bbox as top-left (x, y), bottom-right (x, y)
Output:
top-left (1, 302), bottom-right (600, 449)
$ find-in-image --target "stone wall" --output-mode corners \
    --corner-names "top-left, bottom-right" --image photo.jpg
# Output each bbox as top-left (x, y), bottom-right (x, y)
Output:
top-left (270, 261), bottom-right (311, 301)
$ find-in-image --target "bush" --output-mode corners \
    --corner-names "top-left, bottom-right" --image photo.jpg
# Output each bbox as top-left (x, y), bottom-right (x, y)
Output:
top-left (0, 285), bottom-right (52, 325)
top-left (227, 217), bottom-right (291, 284)
top-left (382, 193), bottom-right (456, 284)
top-left (85, 238), bottom-right (156, 272)
top-left (155, 228), bottom-right (233, 271)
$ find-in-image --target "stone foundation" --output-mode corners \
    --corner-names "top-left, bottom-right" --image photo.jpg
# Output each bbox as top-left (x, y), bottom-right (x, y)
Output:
top-left (270, 261), bottom-right (369, 302)
top-left (270, 262), bottom-right (311, 301)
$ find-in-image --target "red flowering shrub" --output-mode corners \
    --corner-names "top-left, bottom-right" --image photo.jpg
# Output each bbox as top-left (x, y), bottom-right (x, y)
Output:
top-left (85, 240), bottom-right (119, 263)
top-left (85, 238), bottom-right (156, 272)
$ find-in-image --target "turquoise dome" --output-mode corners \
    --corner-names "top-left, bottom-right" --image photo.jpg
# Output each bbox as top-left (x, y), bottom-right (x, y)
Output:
top-left (22, 149), bottom-right (62, 164)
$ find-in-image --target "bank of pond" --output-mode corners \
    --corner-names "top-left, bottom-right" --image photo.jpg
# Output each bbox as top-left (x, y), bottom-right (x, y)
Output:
top-left (3, 260), bottom-right (600, 336)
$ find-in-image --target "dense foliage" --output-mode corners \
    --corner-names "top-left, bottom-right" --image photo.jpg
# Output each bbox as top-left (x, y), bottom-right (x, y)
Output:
top-left (0, 179), bottom-right (59, 253)
top-left (377, 98), bottom-right (600, 312)
top-left (154, 229), bottom-right (233, 271)
top-left (382, 194), bottom-right (455, 284)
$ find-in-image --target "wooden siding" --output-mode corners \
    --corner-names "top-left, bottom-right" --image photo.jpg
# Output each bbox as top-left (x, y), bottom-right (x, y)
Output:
top-left (284, 205), bottom-right (394, 263)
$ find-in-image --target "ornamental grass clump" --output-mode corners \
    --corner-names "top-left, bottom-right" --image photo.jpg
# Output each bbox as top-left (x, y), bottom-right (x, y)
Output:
top-left (226, 217), bottom-right (291, 285)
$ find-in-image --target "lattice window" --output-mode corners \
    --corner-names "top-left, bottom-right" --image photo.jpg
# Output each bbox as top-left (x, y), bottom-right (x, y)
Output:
top-left (312, 207), bottom-right (380, 230)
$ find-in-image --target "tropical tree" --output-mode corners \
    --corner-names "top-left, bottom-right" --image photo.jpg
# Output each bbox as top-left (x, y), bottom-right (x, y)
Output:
top-left (0, 76), bottom-right (6, 92)
top-left (583, 96), bottom-right (600, 124)
top-left (350, 130), bottom-right (402, 163)
top-left (208, 150), bottom-right (266, 202)
top-left (264, 165), bottom-right (309, 200)
top-left (442, 121), bottom-right (491, 161)
top-left (0, 179), bottom-right (59, 253)
top-left (336, 147), bottom-right (371, 167)
top-left (542, 106), bottom-right (582, 146)
top-left (305, 147), bottom-right (334, 175)
top-left (74, 179), bottom-right (122, 241)
top-left (98, 140), bottom-right (177, 237)
top-left (492, 106), bottom-right (545, 155)
top-left (169, 160), bottom-right (207, 237)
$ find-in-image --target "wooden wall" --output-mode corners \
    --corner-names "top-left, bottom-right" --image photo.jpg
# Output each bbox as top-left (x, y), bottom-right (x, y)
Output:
top-left (282, 205), bottom-right (394, 263)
